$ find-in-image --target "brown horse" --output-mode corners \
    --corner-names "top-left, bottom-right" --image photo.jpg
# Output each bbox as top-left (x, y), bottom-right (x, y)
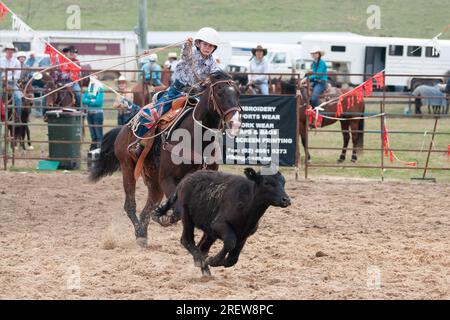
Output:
top-left (132, 80), bottom-right (168, 108)
top-left (2, 78), bottom-right (34, 151)
top-left (271, 77), bottom-right (365, 162)
top-left (43, 78), bottom-right (76, 113)
top-left (297, 82), bottom-right (365, 163)
top-left (89, 71), bottom-right (242, 247)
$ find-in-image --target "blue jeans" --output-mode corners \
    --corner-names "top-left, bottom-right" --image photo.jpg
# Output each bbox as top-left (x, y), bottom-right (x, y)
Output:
top-left (87, 112), bottom-right (104, 150)
top-left (117, 112), bottom-right (132, 126)
top-left (252, 81), bottom-right (269, 95)
top-left (311, 81), bottom-right (326, 107)
top-left (8, 81), bottom-right (22, 116)
top-left (136, 85), bottom-right (182, 138)
top-left (72, 83), bottom-right (81, 109)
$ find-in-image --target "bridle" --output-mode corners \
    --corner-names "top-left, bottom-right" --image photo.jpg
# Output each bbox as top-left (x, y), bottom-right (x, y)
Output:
top-left (192, 78), bottom-right (242, 134)
top-left (298, 82), bottom-right (310, 108)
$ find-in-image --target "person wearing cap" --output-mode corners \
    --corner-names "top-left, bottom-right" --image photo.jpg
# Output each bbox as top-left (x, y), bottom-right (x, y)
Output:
top-left (129, 27), bottom-right (221, 158)
top-left (60, 46), bottom-right (81, 110)
top-left (0, 43), bottom-right (22, 116)
top-left (161, 60), bottom-right (172, 87)
top-left (16, 52), bottom-right (28, 81)
top-left (248, 45), bottom-right (269, 95)
top-left (308, 47), bottom-right (328, 108)
top-left (167, 52), bottom-right (178, 71)
top-left (16, 52), bottom-right (27, 65)
top-left (141, 53), bottom-right (162, 86)
top-left (113, 75), bottom-right (135, 125)
top-left (82, 75), bottom-right (104, 151)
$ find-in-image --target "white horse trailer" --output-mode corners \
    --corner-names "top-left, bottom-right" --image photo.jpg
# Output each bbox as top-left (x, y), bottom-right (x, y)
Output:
top-left (299, 34), bottom-right (450, 90)
top-left (0, 30), bottom-right (139, 81)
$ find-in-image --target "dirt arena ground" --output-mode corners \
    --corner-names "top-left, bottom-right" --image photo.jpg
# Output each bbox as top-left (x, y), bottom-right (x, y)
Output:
top-left (0, 170), bottom-right (449, 299)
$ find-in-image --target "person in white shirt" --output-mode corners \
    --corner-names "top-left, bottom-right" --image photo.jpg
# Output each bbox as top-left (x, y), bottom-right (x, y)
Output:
top-left (0, 43), bottom-right (22, 116)
top-left (248, 45), bottom-right (269, 95)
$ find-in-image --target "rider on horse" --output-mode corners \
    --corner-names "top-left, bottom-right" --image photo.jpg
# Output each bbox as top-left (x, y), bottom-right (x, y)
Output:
top-left (248, 45), bottom-right (269, 95)
top-left (129, 27), bottom-right (221, 158)
top-left (308, 47), bottom-right (328, 108)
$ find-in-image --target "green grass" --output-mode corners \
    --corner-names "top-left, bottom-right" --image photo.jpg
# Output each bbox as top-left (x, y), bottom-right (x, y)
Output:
top-left (0, 0), bottom-right (449, 39)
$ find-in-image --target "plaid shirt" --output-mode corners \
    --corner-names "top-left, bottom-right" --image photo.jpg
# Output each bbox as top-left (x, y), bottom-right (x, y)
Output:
top-left (172, 43), bottom-right (220, 87)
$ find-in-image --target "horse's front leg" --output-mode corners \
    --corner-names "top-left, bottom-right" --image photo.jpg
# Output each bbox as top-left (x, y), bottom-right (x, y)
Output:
top-left (120, 162), bottom-right (141, 245)
top-left (137, 173), bottom-right (164, 246)
top-left (299, 121), bottom-right (311, 163)
top-left (338, 120), bottom-right (350, 163)
top-left (350, 120), bottom-right (360, 162)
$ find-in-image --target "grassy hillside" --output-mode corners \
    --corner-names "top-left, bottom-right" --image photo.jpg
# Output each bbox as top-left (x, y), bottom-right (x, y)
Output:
top-left (1, 0), bottom-right (449, 39)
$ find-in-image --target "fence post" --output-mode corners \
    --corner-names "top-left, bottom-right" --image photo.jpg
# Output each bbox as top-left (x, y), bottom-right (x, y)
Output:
top-left (380, 73), bottom-right (386, 181)
top-left (422, 116), bottom-right (439, 179)
top-left (0, 68), bottom-right (4, 170)
top-left (304, 74), bottom-right (311, 179)
top-left (295, 73), bottom-right (301, 180)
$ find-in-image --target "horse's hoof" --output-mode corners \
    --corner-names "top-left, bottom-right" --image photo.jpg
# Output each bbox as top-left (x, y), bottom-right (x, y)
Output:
top-left (337, 159), bottom-right (345, 164)
top-left (201, 267), bottom-right (212, 278)
top-left (351, 159), bottom-right (357, 163)
top-left (136, 237), bottom-right (148, 248)
top-left (26, 145), bottom-right (34, 151)
top-left (194, 257), bottom-right (205, 268)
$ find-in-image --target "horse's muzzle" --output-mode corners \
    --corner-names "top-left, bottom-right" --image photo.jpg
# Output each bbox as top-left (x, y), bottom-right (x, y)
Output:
top-left (226, 110), bottom-right (241, 137)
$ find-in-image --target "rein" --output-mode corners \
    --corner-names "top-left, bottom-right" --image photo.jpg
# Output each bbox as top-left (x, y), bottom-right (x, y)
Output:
top-left (192, 79), bottom-right (242, 135)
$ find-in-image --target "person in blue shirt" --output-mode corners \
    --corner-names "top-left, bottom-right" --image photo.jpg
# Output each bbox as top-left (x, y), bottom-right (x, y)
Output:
top-left (141, 53), bottom-right (162, 86)
top-left (82, 75), bottom-right (105, 150)
top-left (308, 47), bottom-right (328, 108)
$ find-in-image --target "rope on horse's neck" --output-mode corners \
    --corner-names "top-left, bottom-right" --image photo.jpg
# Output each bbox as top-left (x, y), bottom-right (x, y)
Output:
top-left (22, 41), bottom-right (185, 101)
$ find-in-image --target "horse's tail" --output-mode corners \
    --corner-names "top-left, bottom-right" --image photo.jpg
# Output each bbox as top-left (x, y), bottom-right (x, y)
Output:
top-left (356, 103), bottom-right (365, 152)
top-left (89, 126), bottom-right (121, 182)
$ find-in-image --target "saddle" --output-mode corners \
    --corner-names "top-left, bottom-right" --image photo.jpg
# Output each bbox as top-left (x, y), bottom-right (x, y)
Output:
top-left (309, 83), bottom-right (340, 104)
top-left (133, 94), bottom-right (199, 180)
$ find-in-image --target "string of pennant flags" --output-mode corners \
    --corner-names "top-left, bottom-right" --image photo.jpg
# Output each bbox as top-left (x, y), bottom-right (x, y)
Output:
top-left (0, 1), bottom-right (128, 100)
top-left (307, 70), bottom-right (418, 167)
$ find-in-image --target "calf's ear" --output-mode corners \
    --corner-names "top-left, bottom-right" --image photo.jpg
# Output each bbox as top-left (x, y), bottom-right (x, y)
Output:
top-left (244, 167), bottom-right (261, 183)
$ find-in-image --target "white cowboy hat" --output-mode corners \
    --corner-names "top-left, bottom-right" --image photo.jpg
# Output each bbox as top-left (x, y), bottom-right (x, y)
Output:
top-left (116, 75), bottom-right (128, 82)
top-left (3, 42), bottom-right (17, 52)
top-left (17, 51), bottom-right (27, 58)
top-left (167, 52), bottom-right (177, 59)
top-left (148, 53), bottom-right (158, 62)
top-left (310, 46), bottom-right (325, 56)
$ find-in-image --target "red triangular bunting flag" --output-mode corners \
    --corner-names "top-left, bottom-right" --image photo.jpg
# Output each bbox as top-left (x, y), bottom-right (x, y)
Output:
top-left (0, 2), bottom-right (8, 21)
top-left (364, 78), bottom-right (373, 96)
top-left (374, 71), bottom-right (385, 89)
top-left (44, 44), bottom-right (81, 81)
top-left (336, 97), bottom-right (343, 117)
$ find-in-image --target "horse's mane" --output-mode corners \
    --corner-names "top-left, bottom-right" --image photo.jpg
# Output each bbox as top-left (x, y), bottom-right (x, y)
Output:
top-left (210, 70), bottom-right (232, 81)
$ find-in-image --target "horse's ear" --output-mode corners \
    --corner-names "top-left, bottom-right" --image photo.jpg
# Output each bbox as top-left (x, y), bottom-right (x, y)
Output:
top-left (244, 167), bottom-right (261, 183)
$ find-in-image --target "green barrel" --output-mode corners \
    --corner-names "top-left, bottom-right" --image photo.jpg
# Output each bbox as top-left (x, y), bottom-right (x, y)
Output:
top-left (46, 110), bottom-right (83, 170)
